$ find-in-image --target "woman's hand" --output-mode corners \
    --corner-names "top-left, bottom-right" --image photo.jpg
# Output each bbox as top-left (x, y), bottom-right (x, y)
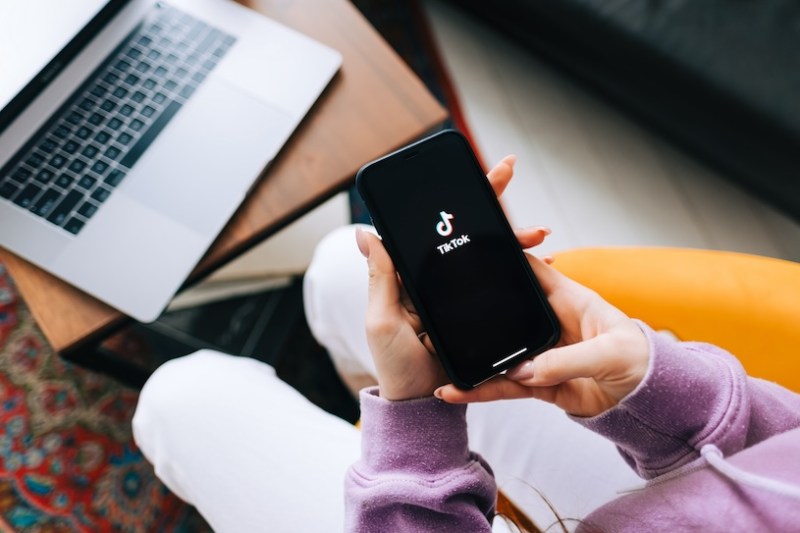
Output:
top-left (436, 256), bottom-right (650, 417)
top-left (358, 155), bottom-right (552, 401)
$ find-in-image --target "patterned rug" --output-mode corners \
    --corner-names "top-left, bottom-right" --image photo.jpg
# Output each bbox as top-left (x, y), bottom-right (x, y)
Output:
top-left (0, 1), bottom-right (468, 530)
top-left (0, 263), bottom-right (207, 531)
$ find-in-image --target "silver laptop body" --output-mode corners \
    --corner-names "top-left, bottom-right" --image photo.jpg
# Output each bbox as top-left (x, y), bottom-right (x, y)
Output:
top-left (0, 0), bottom-right (341, 322)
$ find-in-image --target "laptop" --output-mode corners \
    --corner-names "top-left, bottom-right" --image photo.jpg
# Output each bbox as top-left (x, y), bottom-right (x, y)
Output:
top-left (0, 0), bottom-right (341, 322)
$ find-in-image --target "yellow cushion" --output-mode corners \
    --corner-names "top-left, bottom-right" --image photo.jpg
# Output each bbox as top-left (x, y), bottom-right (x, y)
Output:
top-left (551, 247), bottom-right (800, 392)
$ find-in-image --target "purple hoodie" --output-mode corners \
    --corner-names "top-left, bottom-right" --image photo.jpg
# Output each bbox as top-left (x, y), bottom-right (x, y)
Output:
top-left (345, 324), bottom-right (800, 532)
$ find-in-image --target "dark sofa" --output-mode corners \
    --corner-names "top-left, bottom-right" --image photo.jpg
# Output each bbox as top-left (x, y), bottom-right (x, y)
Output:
top-left (453, 0), bottom-right (800, 221)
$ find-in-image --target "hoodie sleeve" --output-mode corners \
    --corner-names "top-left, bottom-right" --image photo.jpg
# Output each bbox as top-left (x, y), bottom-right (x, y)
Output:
top-left (572, 321), bottom-right (800, 479)
top-left (345, 387), bottom-right (497, 533)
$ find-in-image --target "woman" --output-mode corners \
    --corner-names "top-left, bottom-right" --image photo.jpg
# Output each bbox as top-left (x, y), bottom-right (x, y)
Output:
top-left (134, 157), bottom-right (800, 532)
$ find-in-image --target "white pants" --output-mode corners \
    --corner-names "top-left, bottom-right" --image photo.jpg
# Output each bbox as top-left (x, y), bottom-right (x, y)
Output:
top-left (133, 225), bottom-right (641, 532)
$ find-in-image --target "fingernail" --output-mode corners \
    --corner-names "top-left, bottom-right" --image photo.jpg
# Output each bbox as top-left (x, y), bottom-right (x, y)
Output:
top-left (505, 154), bottom-right (517, 166)
top-left (355, 227), bottom-right (370, 258)
top-left (539, 226), bottom-right (552, 235)
top-left (506, 361), bottom-right (534, 381)
top-left (434, 387), bottom-right (444, 400)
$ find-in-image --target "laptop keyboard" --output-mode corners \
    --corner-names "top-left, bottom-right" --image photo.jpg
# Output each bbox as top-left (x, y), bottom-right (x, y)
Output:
top-left (0, 3), bottom-right (236, 235)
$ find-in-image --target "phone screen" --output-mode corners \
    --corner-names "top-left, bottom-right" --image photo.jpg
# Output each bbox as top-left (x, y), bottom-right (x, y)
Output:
top-left (358, 131), bottom-right (559, 387)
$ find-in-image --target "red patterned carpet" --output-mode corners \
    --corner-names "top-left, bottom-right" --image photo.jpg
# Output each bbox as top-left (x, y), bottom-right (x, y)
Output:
top-left (0, 263), bottom-right (207, 531)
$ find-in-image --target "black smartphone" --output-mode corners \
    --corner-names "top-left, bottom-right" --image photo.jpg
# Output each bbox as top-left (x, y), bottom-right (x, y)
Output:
top-left (356, 129), bottom-right (560, 389)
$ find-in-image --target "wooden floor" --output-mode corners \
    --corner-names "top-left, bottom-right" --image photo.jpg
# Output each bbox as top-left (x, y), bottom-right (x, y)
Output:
top-left (422, 0), bottom-right (800, 262)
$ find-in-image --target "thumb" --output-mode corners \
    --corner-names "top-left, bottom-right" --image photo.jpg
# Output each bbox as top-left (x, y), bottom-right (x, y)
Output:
top-left (356, 228), bottom-right (401, 315)
top-left (507, 336), bottom-right (608, 386)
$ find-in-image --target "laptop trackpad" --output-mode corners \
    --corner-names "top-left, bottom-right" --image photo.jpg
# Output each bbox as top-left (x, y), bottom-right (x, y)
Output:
top-left (119, 76), bottom-right (293, 235)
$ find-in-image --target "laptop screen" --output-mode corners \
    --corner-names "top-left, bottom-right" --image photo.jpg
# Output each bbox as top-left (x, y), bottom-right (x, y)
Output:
top-left (0, 0), bottom-right (127, 132)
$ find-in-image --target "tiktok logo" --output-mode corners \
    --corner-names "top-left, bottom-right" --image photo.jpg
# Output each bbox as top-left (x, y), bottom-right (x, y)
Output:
top-left (435, 210), bottom-right (470, 255)
top-left (435, 211), bottom-right (455, 236)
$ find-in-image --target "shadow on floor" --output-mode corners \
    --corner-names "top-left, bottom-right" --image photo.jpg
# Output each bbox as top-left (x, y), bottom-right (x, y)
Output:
top-left (121, 276), bottom-right (360, 425)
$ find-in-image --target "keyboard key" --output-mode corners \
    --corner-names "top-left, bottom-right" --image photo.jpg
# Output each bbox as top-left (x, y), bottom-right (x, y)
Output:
top-left (64, 217), bottom-right (86, 235)
top-left (76, 126), bottom-right (92, 140)
top-left (120, 104), bottom-right (135, 117)
top-left (11, 167), bottom-right (32, 182)
top-left (153, 92), bottom-right (167, 104)
top-left (105, 146), bottom-right (121, 160)
top-left (66, 111), bottom-right (84, 125)
top-left (132, 91), bottom-right (146, 103)
top-left (54, 174), bottom-right (74, 189)
top-left (180, 84), bottom-right (196, 99)
top-left (113, 86), bottom-right (129, 99)
top-left (88, 113), bottom-right (105, 126)
top-left (79, 97), bottom-right (96, 111)
top-left (50, 154), bottom-right (67, 169)
top-left (91, 187), bottom-right (111, 203)
top-left (147, 49), bottom-right (162, 61)
top-left (95, 131), bottom-right (112, 144)
top-left (108, 118), bottom-right (124, 130)
top-left (13, 183), bottom-right (42, 209)
top-left (39, 139), bottom-right (58, 153)
top-left (82, 145), bottom-right (100, 158)
top-left (118, 132), bottom-right (133, 145)
top-left (77, 201), bottom-right (98, 218)
top-left (142, 105), bottom-right (155, 118)
top-left (115, 59), bottom-right (132, 71)
top-left (125, 73), bottom-right (141, 85)
top-left (63, 140), bottom-right (80, 154)
top-left (91, 161), bottom-right (109, 175)
top-left (143, 78), bottom-right (157, 90)
top-left (35, 169), bottom-right (55, 184)
top-left (104, 169), bottom-right (126, 187)
top-left (0, 181), bottom-right (19, 199)
top-left (130, 119), bottom-right (144, 131)
top-left (26, 154), bottom-right (45, 168)
top-left (101, 99), bottom-right (117, 112)
top-left (78, 175), bottom-right (97, 189)
top-left (53, 125), bottom-right (72, 139)
top-left (48, 190), bottom-right (83, 226)
top-left (32, 188), bottom-right (62, 218)
top-left (68, 159), bottom-right (87, 173)
top-left (104, 71), bottom-right (120, 85)
top-left (126, 47), bottom-right (142, 60)
top-left (136, 61), bottom-right (151, 73)
top-left (90, 85), bottom-right (107, 98)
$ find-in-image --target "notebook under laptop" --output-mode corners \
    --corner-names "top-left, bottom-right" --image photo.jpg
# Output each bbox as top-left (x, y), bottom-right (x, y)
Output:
top-left (0, 0), bottom-right (341, 322)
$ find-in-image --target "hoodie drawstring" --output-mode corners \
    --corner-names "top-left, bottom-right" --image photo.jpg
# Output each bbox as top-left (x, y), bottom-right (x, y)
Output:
top-left (701, 444), bottom-right (800, 500)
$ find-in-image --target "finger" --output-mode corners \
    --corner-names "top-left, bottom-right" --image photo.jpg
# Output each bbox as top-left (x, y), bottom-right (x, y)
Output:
top-left (514, 226), bottom-right (551, 249)
top-left (523, 252), bottom-right (570, 295)
top-left (486, 155), bottom-right (517, 197)
top-left (506, 336), bottom-right (611, 387)
top-left (436, 377), bottom-right (533, 403)
top-left (356, 228), bottom-right (402, 318)
top-left (542, 255), bottom-right (555, 265)
top-left (435, 374), bottom-right (567, 404)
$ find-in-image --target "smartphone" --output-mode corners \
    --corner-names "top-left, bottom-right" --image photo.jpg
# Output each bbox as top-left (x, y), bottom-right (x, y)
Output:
top-left (356, 129), bottom-right (560, 389)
